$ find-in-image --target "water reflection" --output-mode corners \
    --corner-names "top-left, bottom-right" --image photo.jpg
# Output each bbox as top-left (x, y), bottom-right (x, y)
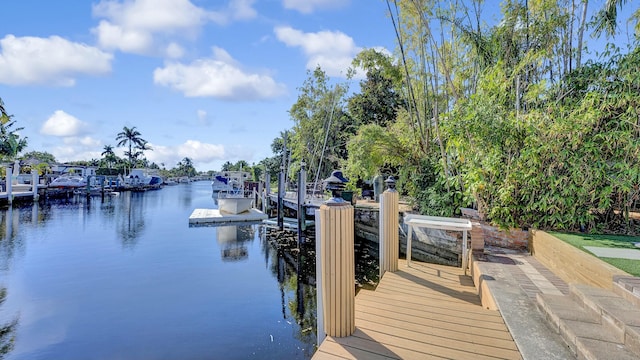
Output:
top-left (0, 183), bottom-right (323, 359)
top-left (0, 207), bottom-right (24, 272)
top-left (116, 192), bottom-right (146, 249)
top-left (261, 228), bottom-right (317, 358)
top-left (0, 287), bottom-right (18, 359)
top-left (216, 225), bottom-right (254, 261)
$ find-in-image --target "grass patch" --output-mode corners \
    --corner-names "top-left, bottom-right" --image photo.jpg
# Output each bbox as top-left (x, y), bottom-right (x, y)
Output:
top-left (550, 232), bottom-right (640, 276)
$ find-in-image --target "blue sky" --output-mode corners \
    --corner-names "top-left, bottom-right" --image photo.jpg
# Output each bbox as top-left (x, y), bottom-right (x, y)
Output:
top-left (1, 0), bottom-right (635, 172)
top-left (1, 0), bottom-right (395, 171)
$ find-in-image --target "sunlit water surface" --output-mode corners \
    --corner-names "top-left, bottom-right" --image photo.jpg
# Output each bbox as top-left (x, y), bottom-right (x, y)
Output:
top-left (0, 181), bottom-right (317, 360)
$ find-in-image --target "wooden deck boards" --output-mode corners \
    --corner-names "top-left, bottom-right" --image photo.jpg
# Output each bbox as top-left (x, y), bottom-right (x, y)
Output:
top-left (313, 260), bottom-right (522, 360)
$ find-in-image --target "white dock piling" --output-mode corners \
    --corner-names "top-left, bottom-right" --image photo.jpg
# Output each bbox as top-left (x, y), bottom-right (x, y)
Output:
top-left (31, 169), bottom-right (39, 200)
top-left (6, 166), bottom-right (12, 204)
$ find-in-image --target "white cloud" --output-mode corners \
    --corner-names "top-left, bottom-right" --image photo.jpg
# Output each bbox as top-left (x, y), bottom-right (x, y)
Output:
top-left (62, 136), bottom-right (102, 148)
top-left (0, 35), bottom-right (112, 86)
top-left (49, 136), bottom-right (103, 163)
top-left (223, 0), bottom-right (258, 22)
top-left (92, 20), bottom-right (154, 55)
top-left (165, 42), bottom-right (185, 59)
top-left (51, 146), bottom-right (102, 163)
top-left (274, 26), bottom-right (360, 77)
top-left (153, 46), bottom-right (287, 100)
top-left (282, 0), bottom-right (347, 14)
top-left (92, 0), bottom-right (257, 55)
top-left (146, 140), bottom-right (225, 168)
top-left (197, 110), bottom-right (211, 126)
top-left (41, 111), bottom-right (91, 137)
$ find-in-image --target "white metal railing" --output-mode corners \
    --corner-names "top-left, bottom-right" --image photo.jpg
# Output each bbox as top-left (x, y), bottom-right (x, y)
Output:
top-left (403, 214), bottom-right (472, 273)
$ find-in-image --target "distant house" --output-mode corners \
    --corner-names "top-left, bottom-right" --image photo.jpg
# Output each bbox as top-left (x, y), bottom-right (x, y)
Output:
top-left (50, 164), bottom-right (97, 177)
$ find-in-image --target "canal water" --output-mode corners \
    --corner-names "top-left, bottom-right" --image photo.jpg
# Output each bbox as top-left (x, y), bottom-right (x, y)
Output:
top-left (0, 181), bottom-right (318, 360)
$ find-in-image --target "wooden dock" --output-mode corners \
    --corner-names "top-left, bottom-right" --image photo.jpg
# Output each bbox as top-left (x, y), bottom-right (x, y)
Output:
top-left (313, 260), bottom-right (522, 360)
top-left (188, 208), bottom-right (268, 225)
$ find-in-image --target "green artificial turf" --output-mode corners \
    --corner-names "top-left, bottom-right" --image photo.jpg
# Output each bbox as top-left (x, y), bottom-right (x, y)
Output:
top-left (550, 232), bottom-right (640, 276)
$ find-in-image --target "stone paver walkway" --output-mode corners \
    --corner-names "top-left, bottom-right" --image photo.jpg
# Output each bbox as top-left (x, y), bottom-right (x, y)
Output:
top-left (475, 247), bottom-right (574, 360)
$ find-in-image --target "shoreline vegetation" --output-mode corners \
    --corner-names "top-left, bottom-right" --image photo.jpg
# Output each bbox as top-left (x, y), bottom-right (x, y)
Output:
top-left (3, 1), bottom-right (640, 237)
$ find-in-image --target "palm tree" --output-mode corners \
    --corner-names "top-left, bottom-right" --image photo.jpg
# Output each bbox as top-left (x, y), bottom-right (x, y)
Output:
top-left (130, 140), bottom-right (152, 168)
top-left (101, 145), bottom-right (117, 170)
top-left (594, 0), bottom-right (640, 37)
top-left (0, 98), bottom-right (27, 161)
top-left (116, 126), bottom-right (145, 172)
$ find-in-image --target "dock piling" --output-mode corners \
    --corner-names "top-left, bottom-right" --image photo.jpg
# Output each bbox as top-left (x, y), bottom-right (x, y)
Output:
top-left (379, 176), bottom-right (399, 277)
top-left (31, 169), bottom-right (39, 200)
top-left (316, 171), bottom-right (355, 338)
top-left (6, 166), bottom-right (13, 204)
top-left (297, 161), bottom-right (306, 247)
top-left (277, 167), bottom-right (284, 230)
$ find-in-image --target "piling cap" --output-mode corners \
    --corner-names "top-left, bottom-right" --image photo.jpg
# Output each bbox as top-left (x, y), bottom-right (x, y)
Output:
top-left (323, 170), bottom-right (349, 202)
top-left (385, 176), bottom-right (397, 190)
top-left (330, 170), bottom-right (349, 183)
top-left (323, 170), bottom-right (349, 190)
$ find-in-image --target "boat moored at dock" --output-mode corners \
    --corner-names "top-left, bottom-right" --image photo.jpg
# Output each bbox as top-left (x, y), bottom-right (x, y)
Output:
top-left (211, 171), bottom-right (250, 193)
top-left (124, 169), bottom-right (163, 188)
top-left (217, 189), bottom-right (255, 214)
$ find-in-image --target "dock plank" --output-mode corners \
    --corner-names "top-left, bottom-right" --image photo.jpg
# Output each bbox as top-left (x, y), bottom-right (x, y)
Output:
top-left (313, 260), bottom-right (522, 360)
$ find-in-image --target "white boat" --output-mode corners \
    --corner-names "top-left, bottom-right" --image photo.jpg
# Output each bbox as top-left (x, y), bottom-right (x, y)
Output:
top-left (124, 169), bottom-right (163, 187)
top-left (217, 190), bottom-right (254, 214)
top-left (211, 171), bottom-right (250, 193)
top-left (49, 175), bottom-right (87, 188)
top-left (163, 179), bottom-right (178, 186)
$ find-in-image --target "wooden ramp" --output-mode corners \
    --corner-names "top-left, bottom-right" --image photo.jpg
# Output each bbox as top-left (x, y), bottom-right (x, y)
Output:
top-left (313, 260), bottom-right (522, 360)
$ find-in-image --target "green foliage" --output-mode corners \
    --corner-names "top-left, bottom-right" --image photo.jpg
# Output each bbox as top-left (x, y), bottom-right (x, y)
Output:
top-left (349, 49), bottom-right (404, 128)
top-left (262, 1), bottom-right (640, 235)
top-left (444, 42), bottom-right (640, 232)
top-left (402, 157), bottom-right (462, 217)
top-left (20, 151), bottom-right (56, 164)
top-left (288, 66), bottom-right (353, 181)
top-left (345, 124), bottom-right (400, 180)
top-left (0, 98), bottom-right (27, 161)
top-left (176, 157), bottom-right (196, 177)
top-left (116, 126), bottom-right (149, 169)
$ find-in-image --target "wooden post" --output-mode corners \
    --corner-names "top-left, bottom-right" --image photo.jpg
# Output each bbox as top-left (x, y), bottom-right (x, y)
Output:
top-left (31, 200), bottom-right (38, 224)
top-left (264, 170), bottom-right (270, 214)
top-left (277, 169), bottom-right (284, 230)
top-left (318, 200), bottom-right (355, 337)
top-left (407, 224), bottom-right (413, 267)
top-left (379, 181), bottom-right (399, 277)
top-left (6, 166), bottom-right (13, 204)
top-left (257, 181), bottom-right (263, 210)
top-left (315, 209), bottom-right (325, 345)
top-left (31, 169), bottom-right (39, 201)
top-left (462, 229), bottom-right (469, 275)
top-left (297, 162), bottom-right (306, 246)
top-left (86, 175), bottom-right (91, 197)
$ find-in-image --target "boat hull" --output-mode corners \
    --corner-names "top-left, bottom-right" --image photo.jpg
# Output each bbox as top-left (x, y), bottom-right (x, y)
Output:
top-left (217, 197), bottom-right (254, 214)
